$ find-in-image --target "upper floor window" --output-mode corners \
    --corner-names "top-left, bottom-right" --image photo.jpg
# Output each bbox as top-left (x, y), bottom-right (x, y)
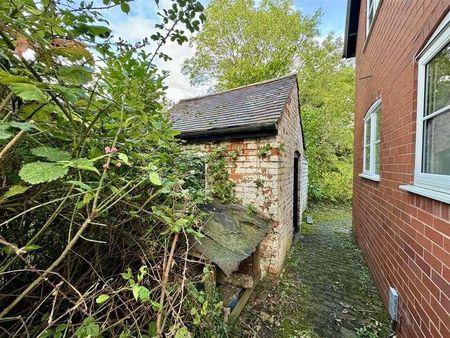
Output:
top-left (414, 15), bottom-right (450, 195)
top-left (367, 0), bottom-right (381, 34)
top-left (362, 99), bottom-right (381, 180)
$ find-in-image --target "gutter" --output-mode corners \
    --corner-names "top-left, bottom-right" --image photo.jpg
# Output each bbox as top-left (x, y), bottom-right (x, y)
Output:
top-left (177, 122), bottom-right (278, 142)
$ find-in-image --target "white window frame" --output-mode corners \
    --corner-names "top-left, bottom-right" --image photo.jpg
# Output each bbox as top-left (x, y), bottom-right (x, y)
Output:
top-left (366, 0), bottom-right (381, 35)
top-left (413, 13), bottom-right (450, 196)
top-left (361, 99), bottom-right (381, 181)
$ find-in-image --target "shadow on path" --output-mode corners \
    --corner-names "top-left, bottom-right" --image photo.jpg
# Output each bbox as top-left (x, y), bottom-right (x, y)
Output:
top-left (240, 205), bottom-right (390, 338)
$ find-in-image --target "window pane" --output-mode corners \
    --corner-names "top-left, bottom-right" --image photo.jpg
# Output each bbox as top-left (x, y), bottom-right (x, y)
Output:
top-left (365, 119), bottom-right (371, 145)
top-left (426, 41), bottom-right (450, 115)
top-left (375, 108), bottom-right (381, 141)
top-left (365, 145), bottom-right (371, 171)
top-left (374, 143), bottom-right (380, 174)
top-left (423, 110), bottom-right (450, 175)
top-left (368, 8), bottom-right (374, 28)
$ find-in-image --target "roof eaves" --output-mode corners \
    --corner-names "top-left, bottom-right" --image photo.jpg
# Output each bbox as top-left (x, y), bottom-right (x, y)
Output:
top-left (343, 0), bottom-right (361, 58)
top-left (177, 122), bottom-right (278, 142)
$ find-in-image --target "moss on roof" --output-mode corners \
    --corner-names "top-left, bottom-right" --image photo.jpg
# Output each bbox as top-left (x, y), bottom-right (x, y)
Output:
top-left (191, 202), bottom-right (272, 276)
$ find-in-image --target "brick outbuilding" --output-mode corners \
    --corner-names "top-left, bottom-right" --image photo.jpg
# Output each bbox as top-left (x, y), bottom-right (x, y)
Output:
top-left (344, 1), bottom-right (450, 337)
top-left (171, 74), bottom-right (308, 277)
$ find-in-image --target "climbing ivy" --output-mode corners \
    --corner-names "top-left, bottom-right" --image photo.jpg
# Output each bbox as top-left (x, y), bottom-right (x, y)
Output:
top-left (205, 145), bottom-right (236, 203)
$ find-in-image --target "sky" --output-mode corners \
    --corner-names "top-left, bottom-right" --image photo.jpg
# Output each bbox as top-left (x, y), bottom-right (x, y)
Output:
top-left (105, 0), bottom-right (348, 102)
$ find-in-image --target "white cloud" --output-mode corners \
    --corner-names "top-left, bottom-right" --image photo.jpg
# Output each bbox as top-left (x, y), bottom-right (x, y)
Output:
top-left (109, 14), bottom-right (208, 103)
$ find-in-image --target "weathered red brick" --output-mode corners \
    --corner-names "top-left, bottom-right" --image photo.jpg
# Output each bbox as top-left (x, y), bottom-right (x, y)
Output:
top-left (351, 1), bottom-right (450, 337)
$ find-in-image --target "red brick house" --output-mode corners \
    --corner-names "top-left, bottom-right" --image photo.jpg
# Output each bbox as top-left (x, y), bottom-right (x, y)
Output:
top-left (344, 1), bottom-right (450, 337)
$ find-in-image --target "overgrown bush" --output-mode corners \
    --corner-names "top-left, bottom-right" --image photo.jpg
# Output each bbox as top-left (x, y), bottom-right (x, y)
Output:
top-left (0, 1), bottom-right (235, 336)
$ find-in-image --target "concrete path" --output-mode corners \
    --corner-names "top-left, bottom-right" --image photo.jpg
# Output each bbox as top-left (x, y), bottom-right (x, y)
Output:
top-left (240, 205), bottom-right (390, 338)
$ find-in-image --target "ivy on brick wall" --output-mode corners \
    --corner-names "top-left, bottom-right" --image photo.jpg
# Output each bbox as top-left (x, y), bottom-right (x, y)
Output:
top-left (205, 145), bottom-right (236, 203)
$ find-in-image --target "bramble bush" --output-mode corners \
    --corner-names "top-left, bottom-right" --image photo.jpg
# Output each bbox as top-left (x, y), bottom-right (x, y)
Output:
top-left (0, 1), bottom-right (235, 336)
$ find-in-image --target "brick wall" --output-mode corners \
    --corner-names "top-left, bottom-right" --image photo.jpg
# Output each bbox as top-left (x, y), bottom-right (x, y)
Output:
top-left (268, 83), bottom-right (305, 275)
top-left (353, 1), bottom-right (450, 337)
top-left (191, 84), bottom-right (305, 277)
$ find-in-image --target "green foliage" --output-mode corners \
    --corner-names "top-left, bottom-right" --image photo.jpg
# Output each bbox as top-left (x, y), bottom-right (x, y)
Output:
top-left (183, 0), bottom-right (355, 203)
top-left (149, 171), bottom-right (163, 186)
top-left (95, 294), bottom-right (110, 304)
top-left (183, 0), bottom-right (319, 91)
top-left (258, 143), bottom-right (272, 158)
top-left (229, 147), bottom-right (241, 160)
top-left (19, 162), bottom-right (69, 184)
top-left (74, 317), bottom-right (100, 338)
top-left (9, 83), bottom-right (48, 103)
top-left (254, 178), bottom-right (264, 189)
top-left (185, 268), bottom-right (239, 337)
top-left (2, 185), bottom-right (29, 199)
top-left (356, 319), bottom-right (384, 338)
top-left (58, 65), bottom-right (93, 86)
top-left (121, 266), bottom-right (161, 310)
top-left (205, 145), bottom-right (236, 202)
top-left (0, 0), bottom-right (208, 336)
top-left (299, 36), bottom-right (354, 202)
top-left (31, 146), bottom-right (71, 162)
top-left (246, 203), bottom-right (258, 215)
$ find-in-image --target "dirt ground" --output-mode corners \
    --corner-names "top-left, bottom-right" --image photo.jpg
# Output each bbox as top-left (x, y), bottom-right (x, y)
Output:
top-left (238, 205), bottom-right (391, 338)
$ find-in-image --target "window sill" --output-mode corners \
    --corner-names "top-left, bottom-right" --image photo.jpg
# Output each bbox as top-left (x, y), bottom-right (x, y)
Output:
top-left (359, 173), bottom-right (380, 182)
top-left (399, 185), bottom-right (450, 205)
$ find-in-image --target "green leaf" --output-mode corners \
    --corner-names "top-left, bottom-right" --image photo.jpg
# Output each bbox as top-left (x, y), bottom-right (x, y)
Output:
top-left (19, 162), bottom-right (69, 185)
top-left (95, 294), bottom-right (110, 304)
top-left (82, 191), bottom-right (94, 205)
top-left (174, 327), bottom-right (191, 338)
top-left (68, 158), bottom-right (100, 174)
top-left (120, 2), bottom-right (130, 13)
top-left (0, 70), bottom-right (32, 85)
top-left (150, 300), bottom-right (161, 311)
top-left (66, 180), bottom-right (92, 191)
top-left (0, 129), bottom-right (13, 140)
top-left (138, 286), bottom-right (150, 301)
top-left (3, 185), bottom-right (29, 199)
top-left (9, 83), bottom-right (48, 103)
top-left (23, 244), bottom-right (41, 252)
top-left (75, 24), bottom-right (111, 39)
top-left (75, 317), bottom-right (100, 338)
top-left (0, 122), bottom-right (34, 140)
top-left (8, 122), bottom-right (35, 131)
top-left (121, 268), bottom-right (132, 281)
top-left (58, 65), bottom-right (93, 86)
top-left (149, 172), bottom-right (162, 186)
top-left (132, 285), bottom-right (140, 300)
top-left (31, 146), bottom-right (71, 162)
top-left (117, 153), bottom-right (131, 165)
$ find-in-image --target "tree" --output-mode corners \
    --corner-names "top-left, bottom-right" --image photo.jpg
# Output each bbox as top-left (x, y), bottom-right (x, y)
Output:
top-left (183, 0), bottom-right (319, 91)
top-left (183, 0), bottom-right (355, 202)
top-left (298, 36), bottom-right (355, 202)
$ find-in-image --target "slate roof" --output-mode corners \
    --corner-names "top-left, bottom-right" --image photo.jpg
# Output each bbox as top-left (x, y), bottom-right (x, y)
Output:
top-left (170, 73), bottom-right (297, 140)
